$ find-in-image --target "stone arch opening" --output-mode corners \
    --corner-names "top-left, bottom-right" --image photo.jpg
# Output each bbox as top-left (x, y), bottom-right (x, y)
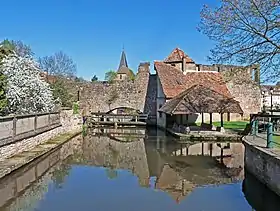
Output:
top-left (106, 106), bottom-right (142, 114)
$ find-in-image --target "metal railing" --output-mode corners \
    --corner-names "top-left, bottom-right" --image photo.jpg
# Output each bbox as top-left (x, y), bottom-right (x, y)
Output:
top-left (0, 112), bottom-right (61, 147)
top-left (250, 113), bottom-right (280, 148)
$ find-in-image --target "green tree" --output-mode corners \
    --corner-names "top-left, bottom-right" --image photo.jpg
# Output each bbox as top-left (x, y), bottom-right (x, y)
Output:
top-left (50, 79), bottom-right (72, 107)
top-left (91, 75), bottom-right (98, 82)
top-left (128, 69), bottom-right (135, 81)
top-left (0, 40), bottom-right (14, 115)
top-left (105, 70), bottom-right (117, 83)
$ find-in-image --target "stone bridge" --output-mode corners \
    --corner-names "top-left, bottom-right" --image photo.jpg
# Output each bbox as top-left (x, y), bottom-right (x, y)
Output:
top-left (80, 63), bottom-right (151, 115)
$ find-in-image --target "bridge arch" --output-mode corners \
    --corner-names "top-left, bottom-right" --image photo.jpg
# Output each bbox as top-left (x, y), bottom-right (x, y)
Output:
top-left (106, 106), bottom-right (142, 114)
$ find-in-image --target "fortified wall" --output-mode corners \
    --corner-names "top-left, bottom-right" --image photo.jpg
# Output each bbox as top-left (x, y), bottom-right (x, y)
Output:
top-left (200, 64), bottom-right (261, 119)
top-left (80, 63), bottom-right (150, 115)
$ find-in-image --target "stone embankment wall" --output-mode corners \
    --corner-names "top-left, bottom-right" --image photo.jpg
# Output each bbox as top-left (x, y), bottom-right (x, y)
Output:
top-left (0, 134), bottom-right (83, 209)
top-left (80, 63), bottom-right (150, 115)
top-left (244, 140), bottom-right (280, 196)
top-left (0, 110), bottom-right (81, 161)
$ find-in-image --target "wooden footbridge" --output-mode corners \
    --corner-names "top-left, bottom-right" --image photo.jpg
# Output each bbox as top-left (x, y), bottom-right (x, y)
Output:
top-left (85, 112), bottom-right (149, 128)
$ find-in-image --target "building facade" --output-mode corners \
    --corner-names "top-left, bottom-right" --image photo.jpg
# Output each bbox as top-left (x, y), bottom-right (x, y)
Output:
top-left (155, 48), bottom-right (261, 128)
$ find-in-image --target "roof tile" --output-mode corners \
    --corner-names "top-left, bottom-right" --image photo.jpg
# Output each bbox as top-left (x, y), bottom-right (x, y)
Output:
top-left (155, 61), bottom-right (232, 99)
top-left (164, 48), bottom-right (194, 63)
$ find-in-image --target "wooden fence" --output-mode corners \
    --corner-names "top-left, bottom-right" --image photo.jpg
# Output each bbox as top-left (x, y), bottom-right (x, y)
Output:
top-left (0, 112), bottom-right (61, 147)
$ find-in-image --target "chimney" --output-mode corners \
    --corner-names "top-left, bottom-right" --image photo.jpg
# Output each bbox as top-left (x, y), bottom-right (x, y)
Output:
top-left (182, 56), bottom-right (186, 73)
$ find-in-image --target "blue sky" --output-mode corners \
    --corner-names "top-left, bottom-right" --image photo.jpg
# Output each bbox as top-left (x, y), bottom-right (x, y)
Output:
top-left (0, 0), bottom-right (219, 80)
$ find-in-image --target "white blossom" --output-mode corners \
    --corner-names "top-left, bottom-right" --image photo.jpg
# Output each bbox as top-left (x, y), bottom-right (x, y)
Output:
top-left (1, 54), bottom-right (55, 114)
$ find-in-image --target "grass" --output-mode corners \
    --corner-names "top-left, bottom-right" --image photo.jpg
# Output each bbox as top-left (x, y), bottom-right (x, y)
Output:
top-left (211, 121), bottom-right (249, 130)
top-left (197, 121), bottom-right (249, 130)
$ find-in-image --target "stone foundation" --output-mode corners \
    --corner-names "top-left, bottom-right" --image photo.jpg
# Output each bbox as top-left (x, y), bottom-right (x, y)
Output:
top-left (0, 110), bottom-right (81, 161)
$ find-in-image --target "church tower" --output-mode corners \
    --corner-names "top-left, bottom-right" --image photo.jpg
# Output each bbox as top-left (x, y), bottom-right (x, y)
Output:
top-left (115, 48), bottom-right (133, 81)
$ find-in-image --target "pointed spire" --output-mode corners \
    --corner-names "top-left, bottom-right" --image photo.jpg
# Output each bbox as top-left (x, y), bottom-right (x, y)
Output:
top-left (118, 48), bottom-right (128, 71)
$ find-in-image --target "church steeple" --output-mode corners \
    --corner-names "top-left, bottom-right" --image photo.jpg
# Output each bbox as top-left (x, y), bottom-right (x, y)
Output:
top-left (118, 49), bottom-right (128, 71)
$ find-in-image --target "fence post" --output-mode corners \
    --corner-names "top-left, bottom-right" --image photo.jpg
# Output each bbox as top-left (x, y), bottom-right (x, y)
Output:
top-left (12, 115), bottom-right (17, 140)
top-left (34, 114), bottom-right (37, 132)
top-left (267, 122), bottom-right (273, 148)
top-left (48, 113), bottom-right (51, 127)
top-left (252, 120), bottom-right (256, 135)
top-left (255, 119), bottom-right (259, 135)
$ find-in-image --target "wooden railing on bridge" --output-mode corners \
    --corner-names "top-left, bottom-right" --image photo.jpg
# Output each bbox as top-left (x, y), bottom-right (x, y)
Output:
top-left (86, 112), bottom-right (148, 127)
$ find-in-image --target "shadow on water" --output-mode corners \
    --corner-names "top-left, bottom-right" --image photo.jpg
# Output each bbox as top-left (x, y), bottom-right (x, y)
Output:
top-left (242, 170), bottom-right (280, 211)
top-left (1, 126), bottom-right (279, 210)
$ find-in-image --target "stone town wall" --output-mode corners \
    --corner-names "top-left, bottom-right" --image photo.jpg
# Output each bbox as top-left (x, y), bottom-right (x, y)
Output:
top-left (220, 66), bottom-right (261, 118)
top-left (144, 74), bottom-right (157, 125)
top-left (243, 140), bottom-right (280, 196)
top-left (200, 64), bottom-right (261, 118)
top-left (80, 63), bottom-right (150, 115)
top-left (0, 110), bottom-right (81, 161)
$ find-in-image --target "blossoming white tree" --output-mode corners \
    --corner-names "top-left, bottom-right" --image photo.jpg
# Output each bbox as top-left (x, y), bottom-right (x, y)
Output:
top-left (1, 54), bottom-right (55, 114)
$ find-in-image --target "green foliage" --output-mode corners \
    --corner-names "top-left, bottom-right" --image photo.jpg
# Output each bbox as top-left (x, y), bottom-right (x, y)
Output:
top-left (73, 102), bottom-right (79, 114)
top-left (0, 73), bottom-right (7, 115)
top-left (0, 40), bottom-right (14, 115)
top-left (105, 70), bottom-right (117, 83)
top-left (91, 75), bottom-right (98, 82)
top-left (128, 69), bottom-right (135, 81)
top-left (50, 79), bottom-right (71, 107)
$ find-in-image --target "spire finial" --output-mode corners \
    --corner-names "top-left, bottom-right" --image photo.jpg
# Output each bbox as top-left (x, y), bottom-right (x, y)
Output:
top-left (122, 44), bottom-right (125, 51)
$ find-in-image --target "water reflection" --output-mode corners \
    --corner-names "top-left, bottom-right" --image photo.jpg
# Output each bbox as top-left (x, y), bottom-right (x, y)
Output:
top-left (0, 128), bottom-right (278, 211)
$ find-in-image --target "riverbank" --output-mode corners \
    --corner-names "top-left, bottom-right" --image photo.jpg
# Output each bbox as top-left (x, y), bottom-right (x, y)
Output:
top-left (243, 135), bottom-right (280, 197)
top-left (0, 129), bottom-right (82, 180)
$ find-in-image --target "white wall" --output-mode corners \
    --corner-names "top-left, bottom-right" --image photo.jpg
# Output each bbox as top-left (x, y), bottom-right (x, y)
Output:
top-left (263, 94), bottom-right (280, 109)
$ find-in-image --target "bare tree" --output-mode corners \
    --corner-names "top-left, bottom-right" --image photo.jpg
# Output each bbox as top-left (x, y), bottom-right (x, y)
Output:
top-left (11, 40), bottom-right (34, 58)
top-left (38, 51), bottom-right (77, 78)
top-left (198, 0), bottom-right (280, 81)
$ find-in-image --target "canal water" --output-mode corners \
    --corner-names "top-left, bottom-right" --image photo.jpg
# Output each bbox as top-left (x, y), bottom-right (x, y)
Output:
top-left (0, 128), bottom-right (279, 211)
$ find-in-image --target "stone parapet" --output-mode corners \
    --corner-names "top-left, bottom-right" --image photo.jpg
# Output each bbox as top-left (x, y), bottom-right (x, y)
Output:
top-left (0, 110), bottom-right (81, 161)
top-left (243, 138), bottom-right (280, 196)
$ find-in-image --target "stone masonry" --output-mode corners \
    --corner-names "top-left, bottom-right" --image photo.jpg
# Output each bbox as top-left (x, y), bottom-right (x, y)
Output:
top-left (0, 110), bottom-right (81, 161)
top-left (198, 64), bottom-right (261, 119)
top-left (80, 62), bottom-right (150, 115)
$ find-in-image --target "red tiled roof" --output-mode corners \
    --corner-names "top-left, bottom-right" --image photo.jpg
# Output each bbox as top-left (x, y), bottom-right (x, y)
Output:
top-left (164, 48), bottom-right (194, 63)
top-left (154, 62), bottom-right (232, 99)
top-left (159, 84), bottom-right (243, 114)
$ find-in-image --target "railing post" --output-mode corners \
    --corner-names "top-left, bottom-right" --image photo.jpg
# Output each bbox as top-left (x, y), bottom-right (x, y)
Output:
top-left (252, 120), bottom-right (256, 136)
top-left (252, 120), bottom-right (259, 136)
top-left (48, 113), bottom-right (51, 127)
top-left (12, 115), bottom-right (17, 140)
top-left (34, 114), bottom-right (37, 132)
top-left (267, 122), bottom-right (273, 148)
top-left (255, 119), bottom-right (259, 135)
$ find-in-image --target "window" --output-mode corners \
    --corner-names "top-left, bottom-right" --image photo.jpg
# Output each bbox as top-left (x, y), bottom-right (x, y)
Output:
top-left (120, 74), bottom-right (122, 80)
top-left (171, 64), bottom-right (176, 67)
